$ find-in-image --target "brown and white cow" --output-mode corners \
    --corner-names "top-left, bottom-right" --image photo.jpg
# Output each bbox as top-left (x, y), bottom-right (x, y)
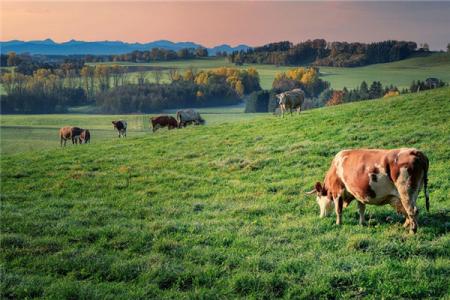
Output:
top-left (307, 148), bottom-right (429, 233)
top-left (112, 120), bottom-right (127, 138)
top-left (59, 126), bottom-right (84, 147)
top-left (150, 115), bottom-right (178, 132)
top-left (79, 129), bottom-right (91, 144)
top-left (276, 88), bottom-right (305, 117)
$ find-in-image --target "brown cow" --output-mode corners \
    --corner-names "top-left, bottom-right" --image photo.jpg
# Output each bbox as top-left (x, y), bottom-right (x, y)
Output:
top-left (307, 148), bottom-right (429, 233)
top-left (59, 126), bottom-right (84, 147)
top-left (150, 115), bottom-right (178, 132)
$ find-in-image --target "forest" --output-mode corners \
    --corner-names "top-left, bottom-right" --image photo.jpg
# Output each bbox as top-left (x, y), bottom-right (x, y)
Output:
top-left (229, 40), bottom-right (426, 67)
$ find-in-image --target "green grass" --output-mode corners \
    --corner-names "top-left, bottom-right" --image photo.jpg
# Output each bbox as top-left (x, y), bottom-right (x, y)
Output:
top-left (0, 111), bottom-right (261, 155)
top-left (1, 88), bottom-right (450, 299)
top-left (95, 53), bottom-right (450, 90)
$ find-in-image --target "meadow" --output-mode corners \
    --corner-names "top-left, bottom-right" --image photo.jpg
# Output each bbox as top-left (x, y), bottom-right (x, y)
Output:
top-left (0, 108), bottom-right (260, 155)
top-left (1, 88), bottom-right (449, 298)
top-left (96, 53), bottom-right (450, 90)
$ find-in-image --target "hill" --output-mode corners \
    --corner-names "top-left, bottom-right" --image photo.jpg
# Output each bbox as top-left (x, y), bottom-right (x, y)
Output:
top-left (0, 39), bottom-right (250, 55)
top-left (96, 53), bottom-right (450, 90)
top-left (1, 88), bottom-right (450, 298)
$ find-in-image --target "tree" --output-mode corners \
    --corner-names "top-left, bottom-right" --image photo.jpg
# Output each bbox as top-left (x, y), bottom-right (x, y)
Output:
top-left (152, 69), bottom-right (163, 85)
top-left (369, 81), bottom-right (383, 99)
top-left (80, 66), bottom-right (95, 99)
top-left (195, 47), bottom-right (208, 57)
top-left (326, 91), bottom-right (344, 106)
top-left (447, 43), bottom-right (450, 53)
top-left (136, 70), bottom-right (147, 86)
top-left (168, 69), bottom-right (181, 82)
top-left (7, 52), bottom-right (19, 67)
top-left (245, 90), bottom-right (270, 113)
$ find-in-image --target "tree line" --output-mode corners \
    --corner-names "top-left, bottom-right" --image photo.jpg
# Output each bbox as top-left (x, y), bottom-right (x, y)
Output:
top-left (1, 46), bottom-right (209, 71)
top-left (230, 40), bottom-right (427, 67)
top-left (1, 62), bottom-right (261, 114)
top-left (96, 67), bottom-right (261, 114)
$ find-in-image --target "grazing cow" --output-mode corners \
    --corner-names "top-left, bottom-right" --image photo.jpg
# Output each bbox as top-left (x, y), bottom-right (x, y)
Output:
top-left (59, 126), bottom-right (84, 146)
top-left (176, 109), bottom-right (205, 128)
top-left (150, 115), bottom-right (178, 132)
top-left (276, 88), bottom-right (305, 117)
top-left (112, 120), bottom-right (127, 137)
top-left (306, 148), bottom-right (429, 233)
top-left (79, 129), bottom-right (91, 144)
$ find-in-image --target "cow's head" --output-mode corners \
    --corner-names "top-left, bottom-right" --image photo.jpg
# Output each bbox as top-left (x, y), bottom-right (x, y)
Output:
top-left (306, 182), bottom-right (333, 218)
top-left (276, 94), bottom-right (286, 111)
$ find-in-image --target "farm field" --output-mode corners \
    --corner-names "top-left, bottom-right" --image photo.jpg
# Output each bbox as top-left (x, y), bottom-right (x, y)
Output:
top-left (1, 88), bottom-right (449, 298)
top-left (96, 53), bottom-right (450, 90)
top-left (0, 111), bottom-right (261, 155)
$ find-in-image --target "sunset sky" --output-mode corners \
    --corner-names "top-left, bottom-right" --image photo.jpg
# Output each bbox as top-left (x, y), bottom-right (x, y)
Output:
top-left (2, 1), bottom-right (450, 50)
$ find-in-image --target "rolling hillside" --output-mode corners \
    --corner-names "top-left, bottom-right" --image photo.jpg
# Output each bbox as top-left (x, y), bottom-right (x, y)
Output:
top-left (1, 88), bottom-right (449, 298)
top-left (95, 53), bottom-right (450, 90)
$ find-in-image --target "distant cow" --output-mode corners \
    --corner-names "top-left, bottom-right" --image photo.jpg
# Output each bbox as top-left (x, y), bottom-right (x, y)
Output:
top-left (306, 148), bottom-right (429, 233)
top-left (112, 120), bottom-right (127, 137)
top-left (79, 129), bottom-right (91, 144)
top-left (176, 109), bottom-right (205, 128)
top-left (59, 126), bottom-right (83, 147)
top-left (151, 115), bottom-right (178, 132)
top-left (276, 88), bottom-right (305, 117)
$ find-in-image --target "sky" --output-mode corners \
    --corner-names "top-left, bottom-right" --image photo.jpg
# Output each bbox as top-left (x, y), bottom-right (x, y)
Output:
top-left (1, 1), bottom-right (450, 50)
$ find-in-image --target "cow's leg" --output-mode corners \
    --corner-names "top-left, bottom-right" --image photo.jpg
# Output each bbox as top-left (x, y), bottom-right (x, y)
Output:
top-left (334, 196), bottom-right (343, 225)
top-left (396, 168), bottom-right (419, 233)
top-left (60, 137), bottom-right (63, 147)
top-left (357, 202), bottom-right (366, 225)
top-left (297, 107), bottom-right (301, 114)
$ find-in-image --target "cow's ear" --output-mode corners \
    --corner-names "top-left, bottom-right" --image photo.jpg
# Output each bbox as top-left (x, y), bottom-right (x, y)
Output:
top-left (315, 182), bottom-right (323, 193)
top-left (306, 181), bottom-right (322, 195)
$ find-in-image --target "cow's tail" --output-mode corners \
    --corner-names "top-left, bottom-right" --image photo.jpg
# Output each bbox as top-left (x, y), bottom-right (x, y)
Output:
top-left (424, 168), bottom-right (429, 212)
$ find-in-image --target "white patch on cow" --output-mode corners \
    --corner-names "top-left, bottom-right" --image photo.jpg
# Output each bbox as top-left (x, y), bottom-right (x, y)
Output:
top-left (333, 150), bottom-right (359, 197)
top-left (317, 195), bottom-right (333, 217)
top-left (365, 171), bottom-right (399, 204)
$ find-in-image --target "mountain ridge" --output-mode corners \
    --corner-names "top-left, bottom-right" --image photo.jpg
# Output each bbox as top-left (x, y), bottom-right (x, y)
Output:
top-left (0, 39), bottom-right (250, 55)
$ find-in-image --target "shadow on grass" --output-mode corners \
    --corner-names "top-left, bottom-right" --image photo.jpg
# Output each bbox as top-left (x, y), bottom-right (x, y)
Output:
top-left (363, 209), bottom-right (449, 235)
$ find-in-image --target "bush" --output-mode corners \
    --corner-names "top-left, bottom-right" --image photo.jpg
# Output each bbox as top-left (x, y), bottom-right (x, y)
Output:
top-left (245, 90), bottom-right (271, 113)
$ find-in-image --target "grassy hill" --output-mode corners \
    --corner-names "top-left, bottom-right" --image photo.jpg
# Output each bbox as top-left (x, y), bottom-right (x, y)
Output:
top-left (1, 88), bottom-right (449, 298)
top-left (95, 53), bottom-right (450, 90)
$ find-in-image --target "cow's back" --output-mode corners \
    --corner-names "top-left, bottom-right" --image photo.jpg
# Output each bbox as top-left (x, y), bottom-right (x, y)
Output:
top-left (59, 126), bottom-right (72, 139)
top-left (333, 148), bottom-right (426, 204)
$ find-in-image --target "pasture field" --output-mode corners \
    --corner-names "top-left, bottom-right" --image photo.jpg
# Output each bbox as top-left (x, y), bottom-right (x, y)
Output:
top-left (97, 53), bottom-right (450, 90)
top-left (0, 110), bottom-right (261, 155)
top-left (1, 88), bottom-right (450, 298)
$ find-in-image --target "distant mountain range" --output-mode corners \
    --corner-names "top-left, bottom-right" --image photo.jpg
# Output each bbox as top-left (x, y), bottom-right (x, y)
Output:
top-left (0, 39), bottom-right (250, 56)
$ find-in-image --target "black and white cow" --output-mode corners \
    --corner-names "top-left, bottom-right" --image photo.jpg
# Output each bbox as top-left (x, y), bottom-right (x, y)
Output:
top-left (112, 120), bottom-right (127, 138)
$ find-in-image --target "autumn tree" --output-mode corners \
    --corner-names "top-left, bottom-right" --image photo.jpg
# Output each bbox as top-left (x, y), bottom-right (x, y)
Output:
top-left (326, 91), bottom-right (344, 106)
top-left (80, 66), bottom-right (95, 99)
top-left (152, 68), bottom-right (163, 84)
top-left (168, 69), bottom-right (181, 82)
